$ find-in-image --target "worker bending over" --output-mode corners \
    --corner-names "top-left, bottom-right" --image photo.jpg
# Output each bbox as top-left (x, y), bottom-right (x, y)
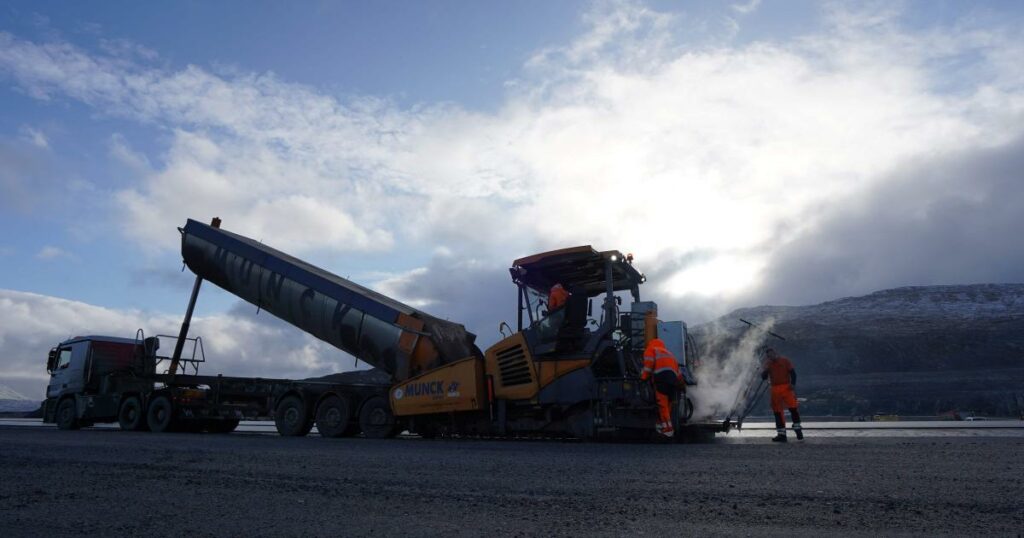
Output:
top-left (761, 348), bottom-right (803, 442)
top-left (641, 338), bottom-right (683, 437)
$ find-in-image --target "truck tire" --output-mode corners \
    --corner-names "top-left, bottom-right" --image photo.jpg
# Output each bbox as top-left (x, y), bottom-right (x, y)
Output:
top-left (315, 396), bottom-right (352, 438)
top-left (147, 396), bottom-right (177, 433)
top-left (118, 396), bottom-right (148, 431)
top-left (275, 395), bottom-right (312, 437)
top-left (55, 398), bottom-right (80, 430)
top-left (359, 396), bottom-right (398, 439)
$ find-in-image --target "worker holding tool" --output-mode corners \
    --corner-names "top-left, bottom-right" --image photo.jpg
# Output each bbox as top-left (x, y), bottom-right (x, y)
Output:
top-left (641, 338), bottom-right (683, 437)
top-left (761, 347), bottom-right (803, 442)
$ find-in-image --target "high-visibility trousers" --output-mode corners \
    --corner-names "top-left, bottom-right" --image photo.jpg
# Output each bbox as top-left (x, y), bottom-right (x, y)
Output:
top-left (655, 390), bottom-right (673, 431)
top-left (770, 384), bottom-right (798, 414)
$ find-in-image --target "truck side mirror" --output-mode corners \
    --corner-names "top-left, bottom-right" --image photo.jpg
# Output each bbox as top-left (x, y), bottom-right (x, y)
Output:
top-left (46, 348), bottom-right (57, 373)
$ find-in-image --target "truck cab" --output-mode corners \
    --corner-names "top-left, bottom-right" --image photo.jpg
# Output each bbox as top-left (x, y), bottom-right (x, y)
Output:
top-left (44, 335), bottom-right (155, 429)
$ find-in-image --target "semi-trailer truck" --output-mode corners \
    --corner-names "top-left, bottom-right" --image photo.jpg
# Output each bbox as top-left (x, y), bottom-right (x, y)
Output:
top-left (43, 218), bottom-right (734, 441)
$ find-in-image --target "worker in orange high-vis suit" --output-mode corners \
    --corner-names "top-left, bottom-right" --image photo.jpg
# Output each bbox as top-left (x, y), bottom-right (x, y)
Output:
top-left (761, 347), bottom-right (803, 442)
top-left (547, 283), bottom-right (569, 312)
top-left (641, 338), bottom-right (683, 437)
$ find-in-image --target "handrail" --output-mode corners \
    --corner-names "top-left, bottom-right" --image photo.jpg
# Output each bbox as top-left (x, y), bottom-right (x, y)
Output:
top-left (153, 334), bottom-right (206, 375)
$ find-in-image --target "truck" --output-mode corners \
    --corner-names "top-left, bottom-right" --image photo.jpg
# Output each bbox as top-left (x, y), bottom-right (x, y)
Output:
top-left (43, 218), bottom-right (733, 441)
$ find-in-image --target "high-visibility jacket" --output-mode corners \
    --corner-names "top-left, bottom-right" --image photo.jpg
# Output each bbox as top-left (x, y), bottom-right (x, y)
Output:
top-left (763, 356), bottom-right (794, 386)
top-left (641, 338), bottom-right (682, 385)
top-left (548, 284), bottom-right (569, 311)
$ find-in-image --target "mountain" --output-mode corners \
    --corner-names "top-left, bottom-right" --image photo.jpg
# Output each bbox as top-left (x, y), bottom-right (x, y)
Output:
top-left (0, 383), bottom-right (42, 415)
top-left (693, 284), bottom-right (1024, 417)
top-left (0, 384), bottom-right (29, 400)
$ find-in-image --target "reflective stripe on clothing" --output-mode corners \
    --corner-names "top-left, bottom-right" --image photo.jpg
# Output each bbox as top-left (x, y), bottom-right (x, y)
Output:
top-left (641, 338), bottom-right (681, 382)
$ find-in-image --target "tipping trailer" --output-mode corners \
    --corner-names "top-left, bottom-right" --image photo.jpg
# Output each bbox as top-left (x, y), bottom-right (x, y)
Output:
top-left (42, 332), bottom-right (390, 435)
top-left (44, 218), bottom-right (735, 441)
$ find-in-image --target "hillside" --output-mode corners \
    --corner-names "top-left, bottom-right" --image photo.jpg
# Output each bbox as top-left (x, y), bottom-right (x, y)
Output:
top-left (693, 284), bottom-right (1024, 417)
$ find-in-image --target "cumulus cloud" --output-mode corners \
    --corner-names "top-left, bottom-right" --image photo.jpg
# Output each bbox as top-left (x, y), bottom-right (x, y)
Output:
top-left (0, 0), bottom-right (1022, 327)
top-left (0, 289), bottom-right (356, 400)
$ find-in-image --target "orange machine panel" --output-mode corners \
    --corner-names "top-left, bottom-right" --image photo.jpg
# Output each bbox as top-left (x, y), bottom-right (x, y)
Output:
top-left (390, 357), bottom-right (484, 416)
top-left (483, 333), bottom-right (539, 400)
top-left (536, 359), bottom-right (590, 389)
top-left (395, 313), bottom-right (440, 379)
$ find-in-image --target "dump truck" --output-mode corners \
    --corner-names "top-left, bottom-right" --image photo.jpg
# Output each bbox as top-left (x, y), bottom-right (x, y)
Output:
top-left (43, 218), bottom-right (732, 441)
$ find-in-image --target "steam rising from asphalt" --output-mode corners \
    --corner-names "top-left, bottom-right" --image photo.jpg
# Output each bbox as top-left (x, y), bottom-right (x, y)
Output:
top-left (689, 319), bottom-right (775, 421)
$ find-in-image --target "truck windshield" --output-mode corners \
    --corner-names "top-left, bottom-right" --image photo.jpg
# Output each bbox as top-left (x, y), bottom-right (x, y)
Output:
top-left (55, 348), bottom-right (72, 370)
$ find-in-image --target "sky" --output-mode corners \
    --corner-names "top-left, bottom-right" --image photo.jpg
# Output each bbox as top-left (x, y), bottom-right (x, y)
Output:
top-left (1, 0), bottom-right (1023, 399)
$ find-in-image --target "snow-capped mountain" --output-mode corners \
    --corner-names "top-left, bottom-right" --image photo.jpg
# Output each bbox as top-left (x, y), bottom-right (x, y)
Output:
top-left (694, 284), bottom-right (1024, 416)
top-left (0, 383), bottom-right (42, 413)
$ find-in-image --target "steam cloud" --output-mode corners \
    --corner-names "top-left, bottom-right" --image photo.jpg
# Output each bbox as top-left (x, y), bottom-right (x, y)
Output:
top-left (689, 320), bottom-right (775, 421)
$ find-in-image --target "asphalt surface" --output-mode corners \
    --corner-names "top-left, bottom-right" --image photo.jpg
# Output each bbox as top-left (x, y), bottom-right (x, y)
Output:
top-left (1, 427), bottom-right (1022, 537)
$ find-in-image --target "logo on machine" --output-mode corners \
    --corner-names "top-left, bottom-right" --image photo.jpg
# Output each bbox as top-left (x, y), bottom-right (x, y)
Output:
top-left (404, 380), bottom-right (446, 398)
top-left (446, 381), bottom-right (461, 398)
top-left (393, 388), bottom-right (404, 400)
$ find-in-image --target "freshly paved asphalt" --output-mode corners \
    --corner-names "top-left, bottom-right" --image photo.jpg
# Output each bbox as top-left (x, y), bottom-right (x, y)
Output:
top-left (1, 426), bottom-right (1022, 536)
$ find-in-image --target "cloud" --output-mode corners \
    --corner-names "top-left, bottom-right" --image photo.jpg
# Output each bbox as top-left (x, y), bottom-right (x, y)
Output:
top-left (0, 136), bottom-right (57, 212)
top-left (745, 133), bottom-right (1024, 307)
top-left (731, 0), bottom-right (762, 15)
top-left (19, 125), bottom-right (48, 148)
top-left (0, 289), bottom-right (360, 401)
top-left (34, 245), bottom-right (74, 261)
top-left (0, 1), bottom-right (1022, 323)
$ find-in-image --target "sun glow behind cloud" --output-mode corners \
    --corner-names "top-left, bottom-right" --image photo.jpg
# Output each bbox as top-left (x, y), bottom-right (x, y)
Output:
top-left (1, 0), bottom-right (1022, 309)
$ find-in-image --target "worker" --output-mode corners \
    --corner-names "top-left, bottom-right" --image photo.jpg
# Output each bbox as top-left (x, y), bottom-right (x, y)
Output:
top-left (641, 338), bottom-right (683, 437)
top-left (761, 347), bottom-right (803, 442)
top-left (535, 283), bottom-right (570, 344)
top-left (547, 283), bottom-right (569, 312)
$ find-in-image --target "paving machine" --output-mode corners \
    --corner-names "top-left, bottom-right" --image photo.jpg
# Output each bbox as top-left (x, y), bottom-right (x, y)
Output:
top-left (178, 218), bottom-right (728, 440)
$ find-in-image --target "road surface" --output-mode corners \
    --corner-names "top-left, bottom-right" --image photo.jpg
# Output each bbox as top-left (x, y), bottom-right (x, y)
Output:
top-left (1, 426), bottom-right (1022, 536)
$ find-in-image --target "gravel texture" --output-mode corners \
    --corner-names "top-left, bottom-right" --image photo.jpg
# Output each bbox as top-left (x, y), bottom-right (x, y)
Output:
top-left (1, 427), bottom-right (1022, 537)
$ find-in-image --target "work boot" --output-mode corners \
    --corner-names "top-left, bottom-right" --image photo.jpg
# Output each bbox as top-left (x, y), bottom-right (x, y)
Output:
top-left (771, 433), bottom-right (788, 443)
top-left (794, 423), bottom-right (804, 440)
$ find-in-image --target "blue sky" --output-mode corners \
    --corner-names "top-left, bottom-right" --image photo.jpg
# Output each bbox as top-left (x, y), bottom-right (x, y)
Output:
top-left (2, 0), bottom-right (1023, 397)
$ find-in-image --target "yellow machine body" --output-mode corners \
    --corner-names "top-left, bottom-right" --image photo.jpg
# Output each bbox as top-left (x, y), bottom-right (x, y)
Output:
top-left (484, 333), bottom-right (590, 401)
top-left (390, 357), bottom-right (485, 416)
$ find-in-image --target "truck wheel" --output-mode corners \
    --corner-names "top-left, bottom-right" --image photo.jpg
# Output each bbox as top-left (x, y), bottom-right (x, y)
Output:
top-left (118, 396), bottom-right (148, 431)
top-left (275, 396), bottom-right (312, 437)
top-left (359, 396), bottom-right (398, 439)
top-left (147, 396), bottom-right (177, 433)
top-left (315, 396), bottom-right (352, 438)
top-left (55, 398), bottom-right (80, 430)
